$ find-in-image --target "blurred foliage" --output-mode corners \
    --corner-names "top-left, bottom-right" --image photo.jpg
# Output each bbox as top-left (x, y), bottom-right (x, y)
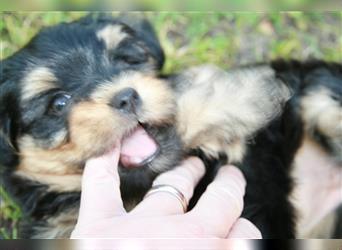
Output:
top-left (1, 12), bottom-right (341, 74)
top-left (1, 0), bottom-right (342, 11)
top-left (0, 12), bottom-right (341, 238)
top-left (146, 12), bottom-right (341, 73)
top-left (0, 186), bottom-right (21, 239)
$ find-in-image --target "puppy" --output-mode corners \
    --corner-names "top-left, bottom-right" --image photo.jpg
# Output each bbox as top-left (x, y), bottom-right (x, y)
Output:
top-left (172, 61), bottom-right (341, 238)
top-left (1, 14), bottom-right (181, 238)
top-left (1, 14), bottom-right (341, 239)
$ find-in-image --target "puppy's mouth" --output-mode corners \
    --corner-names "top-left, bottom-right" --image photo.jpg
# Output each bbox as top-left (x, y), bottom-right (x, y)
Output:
top-left (120, 124), bottom-right (160, 169)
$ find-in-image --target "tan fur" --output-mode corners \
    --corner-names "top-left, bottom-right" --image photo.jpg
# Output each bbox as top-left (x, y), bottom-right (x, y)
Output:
top-left (16, 135), bottom-right (83, 192)
top-left (301, 87), bottom-right (342, 161)
top-left (301, 87), bottom-right (342, 137)
top-left (16, 73), bottom-right (175, 191)
top-left (175, 64), bottom-right (291, 162)
top-left (31, 129), bottom-right (69, 150)
top-left (21, 67), bottom-right (57, 101)
top-left (16, 103), bottom-right (134, 191)
top-left (92, 72), bottom-right (176, 124)
top-left (17, 135), bottom-right (80, 175)
top-left (31, 208), bottom-right (78, 238)
top-left (68, 102), bottom-right (136, 157)
top-left (96, 24), bottom-right (127, 49)
top-left (46, 130), bottom-right (69, 149)
top-left (15, 170), bottom-right (82, 192)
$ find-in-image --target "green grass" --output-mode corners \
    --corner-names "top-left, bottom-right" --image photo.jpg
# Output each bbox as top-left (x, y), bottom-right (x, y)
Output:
top-left (0, 12), bottom-right (341, 239)
top-left (0, 186), bottom-right (21, 239)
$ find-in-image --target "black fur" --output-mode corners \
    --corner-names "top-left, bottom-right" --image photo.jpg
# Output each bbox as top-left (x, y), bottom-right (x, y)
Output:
top-left (239, 97), bottom-right (302, 238)
top-left (272, 60), bottom-right (342, 162)
top-left (333, 205), bottom-right (342, 238)
top-left (186, 60), bottom-right (341, 238)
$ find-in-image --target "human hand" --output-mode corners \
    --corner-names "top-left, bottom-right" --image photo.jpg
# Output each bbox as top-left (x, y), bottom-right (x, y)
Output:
top-left (71, 143), bottom-right (261, 239)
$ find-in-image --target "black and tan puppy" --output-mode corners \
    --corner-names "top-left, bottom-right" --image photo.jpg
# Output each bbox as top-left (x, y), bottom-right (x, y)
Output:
top-left (173, 62), bottom-right (341, 238)
top-left (1, 14), bottom-right (341, 238)
top-left (1, 14), bottom-right (182, 238)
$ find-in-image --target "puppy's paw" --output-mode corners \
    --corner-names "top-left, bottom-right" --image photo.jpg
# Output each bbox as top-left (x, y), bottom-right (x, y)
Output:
top-left (172, 64), bottom-right (291, 162)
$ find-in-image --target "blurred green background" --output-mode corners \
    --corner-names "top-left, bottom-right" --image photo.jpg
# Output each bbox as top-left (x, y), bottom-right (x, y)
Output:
top-left (1, 12), bottom-right (342, 72)
top-left (1, 0), bottom-right (342, 11)
top-left (0, 12), bottom-right (341, 239)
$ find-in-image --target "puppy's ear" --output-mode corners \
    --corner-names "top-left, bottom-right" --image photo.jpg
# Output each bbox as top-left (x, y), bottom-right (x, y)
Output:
top-left (0, 60), bottom-right (19, 169)
top-left (172, 64), bottom-right (292, 162)
top-left (116, 13), bottom-right (165, 70)
top-left (82, 13), bottom-right (164, 70)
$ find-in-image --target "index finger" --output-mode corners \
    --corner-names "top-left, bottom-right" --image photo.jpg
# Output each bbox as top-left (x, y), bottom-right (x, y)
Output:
top-left (189, 165), bottom-right (246, 237)
top-left (131, 157), bottom-right (205, 216)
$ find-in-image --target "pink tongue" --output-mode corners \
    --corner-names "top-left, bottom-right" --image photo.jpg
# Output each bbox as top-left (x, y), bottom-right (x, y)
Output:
top-left (120, 126), bottom-right (158, 168)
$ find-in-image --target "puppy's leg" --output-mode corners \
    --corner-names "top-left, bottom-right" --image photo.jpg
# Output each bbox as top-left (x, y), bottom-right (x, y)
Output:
top-left (171, 64), bottom-right (291, 162)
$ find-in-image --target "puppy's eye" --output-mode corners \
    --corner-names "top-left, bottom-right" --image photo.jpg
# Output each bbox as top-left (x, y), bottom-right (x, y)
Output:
top-left (49, 93), bottom-right (71, 115)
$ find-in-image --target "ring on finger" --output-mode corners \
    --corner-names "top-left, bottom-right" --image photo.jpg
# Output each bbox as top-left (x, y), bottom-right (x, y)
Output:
top-left (144, 184), bottom-right (188, 213)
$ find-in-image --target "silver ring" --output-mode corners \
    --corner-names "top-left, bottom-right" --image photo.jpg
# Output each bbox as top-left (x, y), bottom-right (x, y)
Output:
top-left (144, 184), bottom-right (188, 212)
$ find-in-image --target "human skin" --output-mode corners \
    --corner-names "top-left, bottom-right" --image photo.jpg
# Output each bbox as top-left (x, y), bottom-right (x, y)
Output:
top-left (71, 142), bottom-right (261, 239)
top-left (292, 136), bottom-right (342, 237)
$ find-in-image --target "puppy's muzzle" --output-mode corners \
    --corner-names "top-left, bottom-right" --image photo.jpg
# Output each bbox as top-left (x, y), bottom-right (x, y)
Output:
top-left (111, 87), bottom-right (141, 115)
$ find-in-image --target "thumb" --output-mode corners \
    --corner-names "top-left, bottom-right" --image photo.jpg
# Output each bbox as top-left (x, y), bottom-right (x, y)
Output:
top-left (76, 142), bottom-right (125, 226)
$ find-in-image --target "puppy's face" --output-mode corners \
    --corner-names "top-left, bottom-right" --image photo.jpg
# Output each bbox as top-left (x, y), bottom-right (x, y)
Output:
top-left (0, 15), bottom-right (182, 192)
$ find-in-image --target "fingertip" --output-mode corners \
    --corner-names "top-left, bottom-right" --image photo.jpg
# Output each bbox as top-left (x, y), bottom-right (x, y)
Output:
top-left (184, 156), bottom-right (205, 174)
top-left (238, 218), bottom-right (262, 237)
top-left (83, 143), bottom-right (121, 179)
top-left (89, 142), bottom-right (121, 163)
top-left (178, 157), bottom-right (206, 184)
top-left (219, 165), bottom-right (246, 187)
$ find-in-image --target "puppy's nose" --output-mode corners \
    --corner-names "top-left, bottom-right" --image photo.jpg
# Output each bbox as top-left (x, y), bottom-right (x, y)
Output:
top-left (111, 87), bottom-right (141, 114)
